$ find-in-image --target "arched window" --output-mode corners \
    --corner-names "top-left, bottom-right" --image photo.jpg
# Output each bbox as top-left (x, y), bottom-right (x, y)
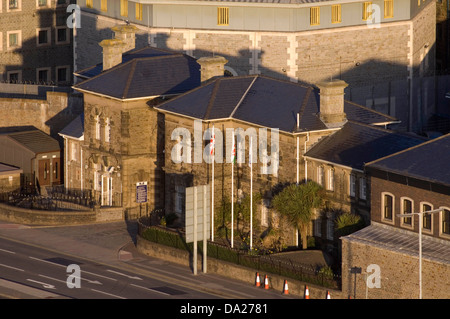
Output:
top-left (441, 207), bottom-right (450, 237)
top-left (382, 192), bottom-right (394, 222)
top-left (400, 197), bottom-right (413, 228)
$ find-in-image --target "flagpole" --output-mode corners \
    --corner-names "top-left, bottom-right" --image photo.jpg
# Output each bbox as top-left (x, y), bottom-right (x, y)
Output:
top-left (249, 136), bottom-right (253, 250)
top-left (231, 130), bottom-right (235, 249)
top-left (211, 125), bottom-right (215, 242)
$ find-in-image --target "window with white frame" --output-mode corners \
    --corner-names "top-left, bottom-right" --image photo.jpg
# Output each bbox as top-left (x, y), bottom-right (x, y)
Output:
top-left (71, 142), bottom-right (77, 161)
top-left (382, 192), bottom-right (394, 222)
top-left (359, 177), bottom-right (367, 200)
top-left (37, 67), bottom-right (51, 83)
top-left (349, 174), bottom-right (356, 197)
top-left (37, 28), bottom-right (51, 46)
top-left (105, 118), bottom-right (111, 143)
top-left (56, 27), bottom-right (69, 44)
top-left (37, 0), bottom-right (50, 8)
top-left (441, 207), bottom-right (450, 237)
top-left (327, 168), bottom-right (334, 191)
top-left (421, 202), bottom-right (433, 232)
top-left (8, 0), bottom-right (21, 11)
top-left (7, 70), bottom-right (22, 83)
top-left (401, 197), bottom-right (413, 227)
top-left (95, 115), bottom-right (101, 140)
top-left (7, 30), bottom-right (21, 50)
top-left (317, 166), bottom-right (324, 186)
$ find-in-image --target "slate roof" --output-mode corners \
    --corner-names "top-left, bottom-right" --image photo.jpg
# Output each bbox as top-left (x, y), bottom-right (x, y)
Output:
top-left (59, 114), bottom-right (84, 139)
top-left (304, 121), bottom-right (426, 170)
top-left (74, 46), bottom-right (178, 79)
top-left (73, 47), bottom-right (200, 100)
top-left (1, 129), bottom-right (60, 154)
top-left (366, 133), bottom-right (450, 187)
top-left (0, 162), bottom-right (21, 174)
top-left (342, 222), bottom-right (450, 265)
top-left (154, 75), bottom-right (398, 133)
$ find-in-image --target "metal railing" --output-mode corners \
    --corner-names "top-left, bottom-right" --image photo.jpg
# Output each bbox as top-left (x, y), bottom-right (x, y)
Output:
top-left (138, 215), bottom-right (341, 289)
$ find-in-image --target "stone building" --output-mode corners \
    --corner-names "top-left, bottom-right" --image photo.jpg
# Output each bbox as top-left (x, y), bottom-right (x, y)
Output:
top-left (0, 127), bottom-right (62, 192)
top-left (341, 133), bottom-right (450, 299)
top-left (303, 120), bottom-right (426, 251)
top-left (76, 0), bottom-right (436, 85)
top-left (0, 0), bottom-right (75, 85)
top-left (0, 163), bottom-right (22, 193)
top-left (154, 72), bottom-right (398, 247)
top-left (71, 25), bottom-right (201, 216)
top-left (74, 0), bottom-right (438, 134)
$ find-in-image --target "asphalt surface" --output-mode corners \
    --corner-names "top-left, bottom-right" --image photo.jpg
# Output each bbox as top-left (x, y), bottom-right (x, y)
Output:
top-left (0, 220), bottom-right (297, 300)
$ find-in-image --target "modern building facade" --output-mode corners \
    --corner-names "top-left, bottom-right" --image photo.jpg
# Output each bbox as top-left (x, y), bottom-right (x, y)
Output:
top-left (0, 0), bottom-right (75, 85)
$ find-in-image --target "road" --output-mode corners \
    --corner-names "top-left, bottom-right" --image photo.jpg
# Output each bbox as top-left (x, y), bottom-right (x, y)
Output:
top-left (0, 221), bottom-right (295, 300)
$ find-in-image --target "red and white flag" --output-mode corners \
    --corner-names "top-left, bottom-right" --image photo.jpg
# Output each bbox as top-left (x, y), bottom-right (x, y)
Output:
top-left (210, 126), bottom-right (215, 156)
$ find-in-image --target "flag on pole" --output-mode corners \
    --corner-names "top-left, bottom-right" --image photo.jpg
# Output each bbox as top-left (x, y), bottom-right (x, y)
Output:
top-left (231, 134), bottom-right (236, 163)
top-left (210, 126), bottom-right (215, 156)
top-left (249, 136), bottom-right (253, 167)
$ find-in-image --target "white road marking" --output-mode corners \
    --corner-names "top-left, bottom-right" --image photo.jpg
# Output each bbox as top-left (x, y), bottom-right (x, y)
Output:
top-left (26, 279), bottom-right (56, 289)
top-left (91, 288), bottom-right (127, 299)
top-left (106, 269), bottom-right (142, 280)
top-left (130, 284), bottom-right (171, 296)
top-left (0, 248), bottom-right (15, 254)
top-left (0, 263), bottom-right (24, 272)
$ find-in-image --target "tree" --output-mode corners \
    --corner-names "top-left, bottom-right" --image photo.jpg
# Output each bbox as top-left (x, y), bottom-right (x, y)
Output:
top-left (272, 181), bottom-right (324, 249)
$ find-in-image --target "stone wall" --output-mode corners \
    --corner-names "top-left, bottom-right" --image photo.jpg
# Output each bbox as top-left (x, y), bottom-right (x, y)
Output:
top-left (76, 2), bottom-right (435, 88)
top-left (341, 235), bottom-right (450, 299)
top-left (0, 202), bottom-right (123, 225)
top-left (137, 234), bottom-right (347, 299)
top-left (0, 90), bottom-right (83, 140)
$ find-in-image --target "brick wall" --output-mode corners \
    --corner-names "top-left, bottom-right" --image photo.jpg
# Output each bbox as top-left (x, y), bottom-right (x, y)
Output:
top-left (370, 175), bottom-right (450, 241)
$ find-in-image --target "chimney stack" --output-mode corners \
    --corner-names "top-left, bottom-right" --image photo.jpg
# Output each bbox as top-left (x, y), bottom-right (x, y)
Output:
top-left (112, 24), bottom-right (138, 53)
top-left (99, 24), bottom-right (139, 71)
top-left (197, 56), bottom-right (228, 83)
top-left (316, 79), bottom-right (348, 127)
top-left (99, 39), bottom-right (125, 71)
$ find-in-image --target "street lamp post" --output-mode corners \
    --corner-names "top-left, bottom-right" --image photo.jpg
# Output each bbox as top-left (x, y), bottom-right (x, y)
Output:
top-left (397, 208), bottom-right (442, 299)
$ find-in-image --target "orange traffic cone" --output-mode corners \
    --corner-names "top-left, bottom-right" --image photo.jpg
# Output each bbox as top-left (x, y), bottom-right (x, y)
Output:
top-left (264, 275), bottom-right (269, 290)
top-left (282, 280), bottom-right (289, 295)
top-left (255, 273), bottom-right (261, 287)
top-left (326, 291), bottom-right (331, 299)
top-left (304, 285), bottom-right (310, 299)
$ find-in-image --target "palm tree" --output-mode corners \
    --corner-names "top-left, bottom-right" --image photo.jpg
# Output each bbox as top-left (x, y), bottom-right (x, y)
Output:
top-left (272, 181), bottom-right (324, 249)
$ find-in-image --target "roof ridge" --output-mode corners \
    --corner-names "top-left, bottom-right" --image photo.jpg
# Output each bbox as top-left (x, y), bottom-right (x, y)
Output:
top-left (345, 99), bottom-right (398, 121)
top-left (122, 59), bottom-right (138, 99)
top-left (229, 75), bottom-right (258, 119)
top-left (203, 79), bottom-right (222, 120)
top-left (364, 134), bottom-right (448, 168)
top-left (293, 86), bottom-right (313, 132)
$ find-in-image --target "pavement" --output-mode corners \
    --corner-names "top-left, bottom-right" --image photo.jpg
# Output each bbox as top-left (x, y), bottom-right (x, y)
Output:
top-left (0, 220), bottom-right (298, 299)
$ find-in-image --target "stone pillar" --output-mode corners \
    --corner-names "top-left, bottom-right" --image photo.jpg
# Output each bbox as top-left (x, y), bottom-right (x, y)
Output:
top-left (316, 79), bottom-right (348, 127)
top-left (99, 39), bottom-right (125, 71)
top-left (197, 56), bottom-right (228, 83)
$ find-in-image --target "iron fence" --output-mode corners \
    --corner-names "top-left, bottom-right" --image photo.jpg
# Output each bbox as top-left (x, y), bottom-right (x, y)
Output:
top-left (138, 216), bottom-right (341, 289)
